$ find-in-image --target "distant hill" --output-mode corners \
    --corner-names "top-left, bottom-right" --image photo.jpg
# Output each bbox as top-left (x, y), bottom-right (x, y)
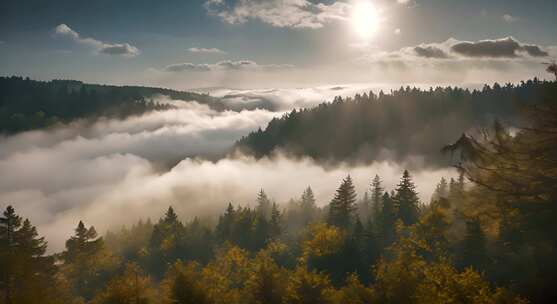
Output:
top-left (0, 76), bottom-right (226, 134)
top-left (235, 78), bottom-right (557, 167)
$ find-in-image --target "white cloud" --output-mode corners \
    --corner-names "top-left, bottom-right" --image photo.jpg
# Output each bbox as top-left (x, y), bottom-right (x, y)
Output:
top-left (188, 47), bottom-right (227, 54)
top-left (163, 60), bottom-right (294, 72)
top-left (212, 84), bottom-right (387, 111)
top-left (0, 95), bottom-right (455, 252)
top-left (204, 0), bottom-right (351, 29)
top-left (54, 24), bottom-right (139, 57)
top-left (502, 14), bottom-right (518, 23)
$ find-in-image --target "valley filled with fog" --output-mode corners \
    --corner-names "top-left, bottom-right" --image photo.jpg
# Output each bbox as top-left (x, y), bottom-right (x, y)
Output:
top-left (0, 85), bottom-right (457, 251)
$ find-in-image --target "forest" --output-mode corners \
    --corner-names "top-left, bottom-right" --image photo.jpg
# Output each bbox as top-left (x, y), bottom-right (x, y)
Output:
top-left (236, 78), bottom-right (557, 167)
top-left (0, 76), bottom-right (224, 134)
top-left (1, 80), bottom-right (556, 303)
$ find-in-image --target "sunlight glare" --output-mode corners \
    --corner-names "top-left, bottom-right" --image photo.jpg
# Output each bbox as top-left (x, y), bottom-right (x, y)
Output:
top-left (351, 0), bottom-right (380, 40)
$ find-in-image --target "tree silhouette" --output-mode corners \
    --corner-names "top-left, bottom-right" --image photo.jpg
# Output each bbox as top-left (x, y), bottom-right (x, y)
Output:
top-left (328, 175), bottom-right (357, 229)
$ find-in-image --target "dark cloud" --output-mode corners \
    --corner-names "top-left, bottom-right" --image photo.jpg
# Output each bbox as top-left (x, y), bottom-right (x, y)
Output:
top-left (520, 44), bottom-right (549, 57)
top-left (99, 43), bottom-right (139, 56)
top-left (413, 46), bottom-right (449, 59)
top-left (451, 37), bottom-right (548, 58)
top-left (163, 60), bottom-right (293, 73)
top-left (165, 63), bottom-right (212, 72)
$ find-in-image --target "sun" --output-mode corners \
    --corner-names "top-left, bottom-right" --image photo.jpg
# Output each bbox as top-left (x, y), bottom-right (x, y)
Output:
top-left (351, 0), bottom-right (380, 39)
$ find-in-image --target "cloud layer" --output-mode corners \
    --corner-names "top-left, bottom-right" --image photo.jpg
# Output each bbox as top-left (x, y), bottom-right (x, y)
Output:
top-left (400, 37), bottom-right (549, 60)
top-left (450, 37), bottom-right (548, 58)
top-left (204, 0), bottom-right (350, 29)
top-left (0, 93), bottom-right (455, 252)
top-left (163, 60), bottom-right (294, 72)
top-left (54, 24), bottom-right (140, 57)
top-left (188, 47), bottom-right (227, 54)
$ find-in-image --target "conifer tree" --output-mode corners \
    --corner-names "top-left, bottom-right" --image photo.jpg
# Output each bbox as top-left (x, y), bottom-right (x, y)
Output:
top-left (0, 206), bottom-right (61, 304)
top-left (370, 174), bottom-right (384, 228)
top-left (0, 206), bottom-right (21, 304)
top-left (149, 206), bottom-right (184, 278)
top-left (216, 203), bottom-right (236, 241)
top-left (378, 193), bottom-right (397, 248)
top-left (393, 170), bottom-right (420, 226)
top-left (269, 203), bottom-right (282, 240)
top-left (300, 187), bottom-right (318, 225)
top-left (62, 220), bottom-right (114, 300)
top-left (328, 175), bottom-right (357, 229)
top-left (256, 189), bottom-right (272, 219)
top-left (431, 177), bottom-right (448, 202)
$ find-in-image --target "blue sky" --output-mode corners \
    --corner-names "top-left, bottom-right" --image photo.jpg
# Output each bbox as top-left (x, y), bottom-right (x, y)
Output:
top-left (1, 0), bottom-right (556, 89)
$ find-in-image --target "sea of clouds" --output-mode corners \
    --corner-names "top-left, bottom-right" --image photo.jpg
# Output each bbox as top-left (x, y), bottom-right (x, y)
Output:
top-left (0, 86), bottom-right (457, 251)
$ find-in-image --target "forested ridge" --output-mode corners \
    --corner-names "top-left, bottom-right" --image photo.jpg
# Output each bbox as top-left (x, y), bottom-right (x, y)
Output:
top-left (0, 76), bottom-right (225, 134)
top-left (2, 88), bottom-right (557, 303)
top-left (236, 78), bottom-right (557, 167)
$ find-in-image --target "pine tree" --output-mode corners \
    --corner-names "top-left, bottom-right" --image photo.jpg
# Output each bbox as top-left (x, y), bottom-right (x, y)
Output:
top-left (0, 206), bottom-right (61, 303)
top-left (269, 203), bottom-right (282, 240)
top-left (0, 206), bottom-right (21, 304)
top-left (300, 187), bottom-right (317, 225)
top-left (378, 193), bottom-right (397, 248)
top-left (62, 220), bottom-right (113, 300)
top-left (328, 175), bottom-right (358, 229)
top-left (370, 174), bottom-right (384, 229)
top-left (256, 189), bottom-right (272, 219)
top-left (253, 215), bottom-right (270, 251)
top-left (216, 203), bottom-right (236, 241)
top-left (149, 206), bottom-right (184, 278)
top-left (393, 170), bottom-right (420, 226)
top-left (431, 177), bottom-right (448, 203)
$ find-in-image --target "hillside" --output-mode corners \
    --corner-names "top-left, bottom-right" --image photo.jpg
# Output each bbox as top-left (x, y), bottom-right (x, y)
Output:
top-left (236, 78), bottom-right (557, 167)
top-left (0, 76), bottom-right (225, 134)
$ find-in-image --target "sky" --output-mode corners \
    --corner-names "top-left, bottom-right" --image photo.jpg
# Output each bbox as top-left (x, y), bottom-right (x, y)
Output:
top-left (1, 0), bottom-right (556, 89)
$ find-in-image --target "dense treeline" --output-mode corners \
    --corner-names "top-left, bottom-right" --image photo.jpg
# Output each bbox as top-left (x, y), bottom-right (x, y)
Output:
top-left (236, 79), bottom-right (557, 167)
top-left (1, 168), bottom-right (533, 303)
top-left (0, 76), bottom-right (225, 134)
top-left (2, 80), bottom-right (557, 303)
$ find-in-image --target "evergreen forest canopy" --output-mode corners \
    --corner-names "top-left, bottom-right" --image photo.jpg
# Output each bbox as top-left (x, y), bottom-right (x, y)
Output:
top-left (236, 78), bottom-right (557, 167)
top-left (0, 76), bottom-right (225, 134)
top-left (1, 84), bottom-right (557, 303)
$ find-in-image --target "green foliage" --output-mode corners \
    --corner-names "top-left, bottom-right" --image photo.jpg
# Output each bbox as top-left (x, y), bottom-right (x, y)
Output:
top-left (393, 170), bottom-right (421, 226)
top-left (160, 261), bottom-right (211, 304)
top-left (328, 175), bottom-right (357, 229)
top-left (0, 76), bottom-right (224, 134)
top-left (92, 263), bottom-right (157, 304)
top-left (61, 221), bottom-right (119, 301)
top-left (0, 206), bottom-right (74, 303)
top-left (6, 80), bottom-right (557, 302)
top-left (237, 79), bottom-right (557, 166)
top-left (284, 267), bottom-right (336, 304)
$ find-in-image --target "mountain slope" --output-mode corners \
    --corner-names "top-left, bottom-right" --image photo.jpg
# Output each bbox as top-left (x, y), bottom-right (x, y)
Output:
top-left (236, 79), bottom-right (556, 167)
top-left (0, 76), bottom-right (225, 134)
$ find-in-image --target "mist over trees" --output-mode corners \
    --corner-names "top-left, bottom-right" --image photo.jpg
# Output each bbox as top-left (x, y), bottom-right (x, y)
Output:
top-left (1, 78), bottom-right (556, 303)
top-left (0, 76), bottom-right (224, 134)
top-left (237, 78), bottom-right (557, 167)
